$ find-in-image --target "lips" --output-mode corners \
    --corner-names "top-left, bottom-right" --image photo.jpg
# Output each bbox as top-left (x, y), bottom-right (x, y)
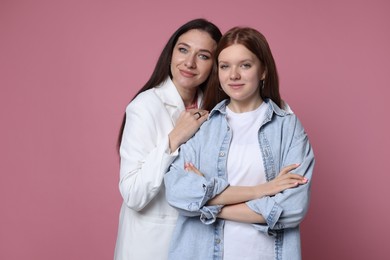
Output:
top-left (179, 69), bottom-right (196, 78)
top-left (228, 83), bottom-right (244, 89)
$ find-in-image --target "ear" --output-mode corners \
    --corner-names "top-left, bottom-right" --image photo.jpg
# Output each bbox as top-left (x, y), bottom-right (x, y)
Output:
top-left (260, 70), bottom-right (266, 80)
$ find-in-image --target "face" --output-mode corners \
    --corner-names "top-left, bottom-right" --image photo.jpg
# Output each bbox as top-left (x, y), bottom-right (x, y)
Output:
top-left (218, 44), bottom-right (265, 108)
top-left (170, 29), bottom-right (217, 92)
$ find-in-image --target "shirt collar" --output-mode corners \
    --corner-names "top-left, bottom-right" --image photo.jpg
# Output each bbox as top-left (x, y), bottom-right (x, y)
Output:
top-left (210, 98), bottom-right (289, 119)
top-left (154, 77), bottom-right (184, 109)
top-left (154, 77), bottom-right (203, 110)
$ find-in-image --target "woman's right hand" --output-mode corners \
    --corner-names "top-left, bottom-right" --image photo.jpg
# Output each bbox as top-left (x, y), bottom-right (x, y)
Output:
top-left (168, 109), bottom-right (208, 152)
top-left (256, 164), bottom-right (308, 198)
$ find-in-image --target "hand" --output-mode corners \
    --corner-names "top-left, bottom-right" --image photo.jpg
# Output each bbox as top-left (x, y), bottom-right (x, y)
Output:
top-left (184, 162), bottom-right (204, 177)
top-left (168, 109), bottom-right (208, 152)
top-left (256, 164), bottom-right (308, 197)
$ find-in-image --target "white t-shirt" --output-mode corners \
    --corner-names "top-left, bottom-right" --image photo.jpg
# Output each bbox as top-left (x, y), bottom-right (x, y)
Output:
top-left (224, 102), bottom-right (275, 260)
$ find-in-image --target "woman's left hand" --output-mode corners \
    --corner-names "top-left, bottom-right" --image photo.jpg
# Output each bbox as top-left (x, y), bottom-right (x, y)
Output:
top-left (184, 162), bottom-right (204, 177)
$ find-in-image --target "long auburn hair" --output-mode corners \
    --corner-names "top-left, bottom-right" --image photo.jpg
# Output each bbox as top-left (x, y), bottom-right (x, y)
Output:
top-left (202, 27), bottom-right (282, 111)
top-left (117, 18), bottom-right (222, 149)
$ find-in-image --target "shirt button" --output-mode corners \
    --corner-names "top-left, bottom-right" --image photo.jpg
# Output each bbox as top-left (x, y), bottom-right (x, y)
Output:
top-left (215, 238), bottom-right (221, 244)
top-left (219, 152), bottom-right (225, 157)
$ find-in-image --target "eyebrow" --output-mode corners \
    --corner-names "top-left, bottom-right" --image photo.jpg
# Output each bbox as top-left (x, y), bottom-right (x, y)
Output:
top-left (218, 59), bottom-right (254, 63)
top-left (177, 42), bottom-right (213, 55)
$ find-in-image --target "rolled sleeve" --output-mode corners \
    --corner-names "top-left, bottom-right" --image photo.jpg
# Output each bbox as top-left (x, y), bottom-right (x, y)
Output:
top-left (247, 159), bottom-right (313, 233)
top-left (200, 205), bottom-right (224, 224)
top-left (246, 198), bottom-right (283, 231)
top-left (164, 146), bottom-right (229, 224)
top-left (247, 115), bottom-right (315, 234)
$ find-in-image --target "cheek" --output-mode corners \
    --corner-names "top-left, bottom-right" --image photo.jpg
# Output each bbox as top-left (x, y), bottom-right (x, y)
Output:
top-left (170, 54), bottom-right (178, 65)
top-left (171, 51), bottom-right (184, 66)
top-left (218, 70), bottom-right (227, 81)
top-left (199, 62), bottom-right (213, 77)
top-left (253, 73), bottom-right (262, 84)
top-left (220, 84), bottom-right (229, 94)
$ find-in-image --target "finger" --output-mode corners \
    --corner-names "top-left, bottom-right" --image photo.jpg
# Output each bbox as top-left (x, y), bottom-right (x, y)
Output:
top-left (198, 109), bottom-right (208, 115)
top-left (197, 112), bottom-right (209, 123)
top-left (185, 162), bottom-right (204, 177)
top-left (187, 109), bottom-right (209, 118)
top-left (193, 111), bottom-right (202, 120)
top-left (280, 173), bottom-right (307, 183)
top-left (278, 163), bottom-right (300, 176)
top-left (189, 163), bottom-right (204, 177)
top-left (195, 110), bottom-right (209, 120)
top-left (281, 176), bottom-right (308, 186)
top-left (284, 179), bottom-right (308, 189)
top-left (187, 109), bottom-right (208, 114)
top-left (290, 173), bottom-right (308, 183)
top-left (184, 162), bottom-right (191, 171)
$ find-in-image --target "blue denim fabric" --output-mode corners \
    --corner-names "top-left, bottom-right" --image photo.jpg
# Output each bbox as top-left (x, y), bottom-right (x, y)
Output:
top-left (164, 99), bottom-right (315, 260)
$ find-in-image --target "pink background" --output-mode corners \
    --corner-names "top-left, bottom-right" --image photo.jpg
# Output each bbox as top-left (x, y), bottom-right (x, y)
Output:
top-left (1, 0), bottom-right (389, 259)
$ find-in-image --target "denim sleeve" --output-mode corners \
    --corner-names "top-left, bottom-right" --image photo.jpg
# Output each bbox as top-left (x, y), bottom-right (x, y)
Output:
top-left (247, 117), bottom-right (315, 234)
top-left (164, 138), bottom-right (229, 224)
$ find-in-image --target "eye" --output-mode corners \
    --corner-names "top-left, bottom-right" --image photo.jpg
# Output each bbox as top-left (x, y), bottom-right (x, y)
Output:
top-left (241, 63), bottom-right (252, 69)
top-left (219, 64), bottom-right (228, 70)
top-left (198, 54), bottom-right (210, 60)
top-left (178, 47), bottom-right (188, 54)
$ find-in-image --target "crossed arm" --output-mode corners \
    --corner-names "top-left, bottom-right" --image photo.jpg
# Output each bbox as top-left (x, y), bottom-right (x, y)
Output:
top-left (183, 163), bottom-right (307, 223)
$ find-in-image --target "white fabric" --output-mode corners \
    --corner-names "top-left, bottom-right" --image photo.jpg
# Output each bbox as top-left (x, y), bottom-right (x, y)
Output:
top-left (114, 78), bottom-right (202, 260)
top-left (224, 102), bottom-right (275, 260)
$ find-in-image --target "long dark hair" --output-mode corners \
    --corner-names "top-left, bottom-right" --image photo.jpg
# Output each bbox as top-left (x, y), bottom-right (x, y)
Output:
top-left (202, 27), bottom-right (281, 111)
top-left (117, 18), bottom-right (222, 149)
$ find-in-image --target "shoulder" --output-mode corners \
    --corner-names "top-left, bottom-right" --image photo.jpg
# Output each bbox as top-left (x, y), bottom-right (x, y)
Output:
top-left (196, 101), bottom-right (228, 137)
top-left (271, 112), bottom-right (307, 142)
top-left (127, 78), bottom-right (183, 113)
top-left (131, 88), bottom-right (160, 106)
top-left (126, 88), bottom-right (163, 115)
top-left (122, 90), bottom-right (169, 131)
top-left (264, 100), bottom-right (304, 132)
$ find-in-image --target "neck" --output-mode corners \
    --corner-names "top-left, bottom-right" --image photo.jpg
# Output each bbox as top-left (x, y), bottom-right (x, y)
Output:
top-left (185, 93), bottom-right (198, 110)
top-left (178, 89), bottom-right (198, 108)
top-left (228, 98), bottom-right (263, 113)
top-left (172, 77), bottom-right (199, 108)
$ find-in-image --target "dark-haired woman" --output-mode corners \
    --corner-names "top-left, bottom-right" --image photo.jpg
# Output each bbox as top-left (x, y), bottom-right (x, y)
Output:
top-left (114, 18), bottom-right (222, 260)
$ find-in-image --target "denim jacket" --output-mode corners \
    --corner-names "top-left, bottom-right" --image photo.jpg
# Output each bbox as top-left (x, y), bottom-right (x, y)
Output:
top-left (164, 99), bottom-right (315, 260)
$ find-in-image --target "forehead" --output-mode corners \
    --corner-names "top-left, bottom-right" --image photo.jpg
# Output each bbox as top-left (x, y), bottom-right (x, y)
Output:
top-left (176, 29), bottom-right (216, 52)
top-left (219, 44), bottom-right (257, 61)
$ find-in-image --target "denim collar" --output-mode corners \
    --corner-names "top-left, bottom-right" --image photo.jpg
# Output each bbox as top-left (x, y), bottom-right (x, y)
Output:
top-left (210, 98), bottom-right (288, 120)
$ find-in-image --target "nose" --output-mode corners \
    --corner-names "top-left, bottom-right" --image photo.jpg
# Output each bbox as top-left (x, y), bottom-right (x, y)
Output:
top-left (229, 67), bottom-right (240, 80)
top-left (184, 54), bottom-right (196, 69)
